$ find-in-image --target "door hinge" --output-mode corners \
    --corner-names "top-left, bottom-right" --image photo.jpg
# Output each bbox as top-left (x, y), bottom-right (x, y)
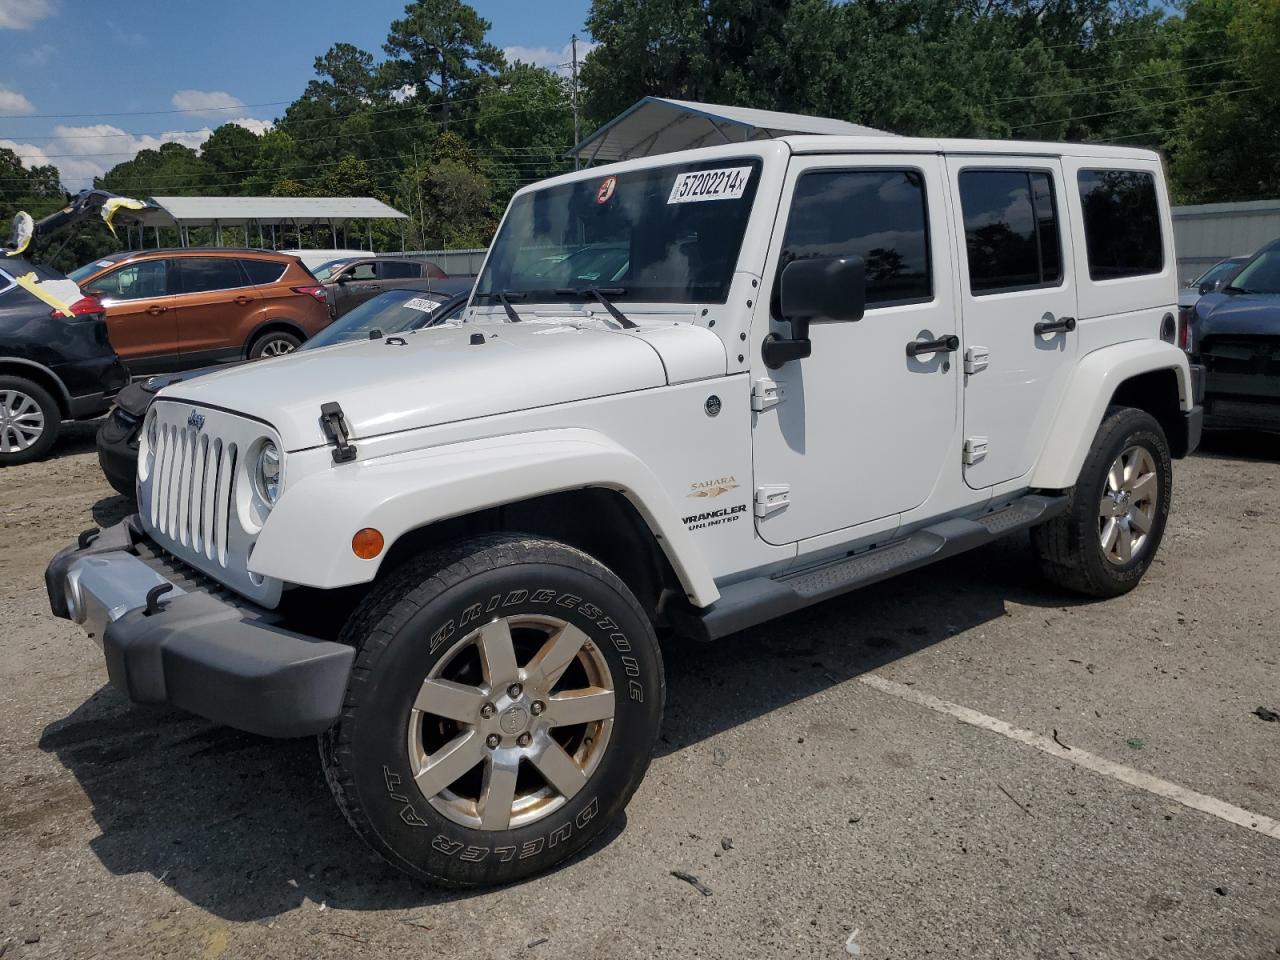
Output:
top-left (963, 346), bottom-right (990, 375)
top-left (750, 378), bottom-right (785, 412)
top-left (963, 437), bottom-right (989, 466)
top-left (754, 484), bottom-right (791, 517)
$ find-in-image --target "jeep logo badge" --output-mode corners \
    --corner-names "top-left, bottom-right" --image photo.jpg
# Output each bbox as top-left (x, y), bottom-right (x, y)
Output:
top-left (187, 410), bottom-right (205, 430)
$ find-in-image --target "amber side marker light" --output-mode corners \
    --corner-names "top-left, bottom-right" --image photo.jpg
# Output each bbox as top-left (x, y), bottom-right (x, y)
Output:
top-left (352, 528), bottom-right (385, 559)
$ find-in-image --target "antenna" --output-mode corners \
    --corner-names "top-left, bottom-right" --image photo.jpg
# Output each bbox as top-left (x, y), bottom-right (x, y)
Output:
top-left (571, 34), bottom-right (581, 170)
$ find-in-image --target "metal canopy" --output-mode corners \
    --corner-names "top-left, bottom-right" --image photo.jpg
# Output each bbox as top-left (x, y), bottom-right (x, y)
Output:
top-left (569, 97), bottom-right (892, 164)
top-left (117, 196), bottom-right (408, 229)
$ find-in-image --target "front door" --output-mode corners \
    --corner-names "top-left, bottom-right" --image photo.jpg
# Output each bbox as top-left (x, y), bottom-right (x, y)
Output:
top-left (89, 258), bottom-right (180, 376)
top-left (331, 260), bottom-right (381, 316)
top-left (751, 154), bottom-right (960, 545)
top-left (946, 157), bottom-right (1079, 489)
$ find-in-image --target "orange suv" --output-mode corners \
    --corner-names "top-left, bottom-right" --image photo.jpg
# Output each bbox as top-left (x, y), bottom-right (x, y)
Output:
top-left (67, 249), bottom-right (331, 375)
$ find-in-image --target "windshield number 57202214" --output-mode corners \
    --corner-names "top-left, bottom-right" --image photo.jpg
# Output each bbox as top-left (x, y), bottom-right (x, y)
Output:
top-left (668, 166), bottom-right (753, 205)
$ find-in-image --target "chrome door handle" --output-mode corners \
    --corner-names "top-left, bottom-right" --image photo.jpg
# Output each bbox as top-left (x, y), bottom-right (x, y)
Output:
top-left (905, 334), bottom-right (960, 357)
top-left (233, 295), bottom-right (253, 305)
top-left (146, 305), bottom-right (167, 315)
top-left (1034, 316), bottom-right (1076, 335)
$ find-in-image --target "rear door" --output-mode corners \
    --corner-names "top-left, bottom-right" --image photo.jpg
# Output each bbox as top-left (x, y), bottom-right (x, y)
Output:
top-left (175, 257), bottom-right (258, 367)
top-left (88, 258), bottom-right (181, 375)
top-left (376, 259), bottom-right (423, 295)
top-left (946, 157), bottom-right (1079, 489)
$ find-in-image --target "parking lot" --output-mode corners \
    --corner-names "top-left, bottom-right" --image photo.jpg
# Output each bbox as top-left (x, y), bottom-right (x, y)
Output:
top-left (1, 425), bottom-right (1278, 960)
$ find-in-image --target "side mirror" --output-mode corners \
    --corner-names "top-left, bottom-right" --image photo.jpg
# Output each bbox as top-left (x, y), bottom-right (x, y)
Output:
top-left (336, 271), bottom-right (353, 283)
top-left (763, 255), bottom-right (866, 369)
top-left (1199, 280), bottom-right (1217, 295)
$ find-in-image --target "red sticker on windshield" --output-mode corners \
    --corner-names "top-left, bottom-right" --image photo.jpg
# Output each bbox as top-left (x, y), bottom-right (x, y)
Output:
top-left (595, 176), bottom-right (617, 204)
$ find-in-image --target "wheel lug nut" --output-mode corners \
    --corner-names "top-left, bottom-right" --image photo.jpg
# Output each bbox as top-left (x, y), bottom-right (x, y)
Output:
top-left (517, 732), bottom-right (532, 748)
top-left (507, 683), bottom-right (523, 699)
top-left (480, 703), bottom-right (495, 719)
top-left (530, 700), bottom-right (545, 716)
top-left (486, 734), bottom-right (500, 749)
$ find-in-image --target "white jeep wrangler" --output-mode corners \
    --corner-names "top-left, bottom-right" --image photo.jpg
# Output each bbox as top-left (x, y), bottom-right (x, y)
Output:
top-left (48, 135), bottom-right (1203, 887)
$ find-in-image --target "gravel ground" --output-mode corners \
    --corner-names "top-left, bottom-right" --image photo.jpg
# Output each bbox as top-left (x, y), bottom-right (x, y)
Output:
top-left (1, 423), bottom-right (1278, 960)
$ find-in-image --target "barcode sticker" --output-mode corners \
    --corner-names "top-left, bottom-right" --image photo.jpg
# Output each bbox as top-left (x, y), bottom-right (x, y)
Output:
top-left (403, 297), bottom-right (442, 312)
top-left (667, 166), bottom-right (753, 204)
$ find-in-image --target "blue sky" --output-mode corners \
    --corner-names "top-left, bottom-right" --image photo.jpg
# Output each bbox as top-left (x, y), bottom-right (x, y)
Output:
top-left (0, 0), bottom-right (594, 188)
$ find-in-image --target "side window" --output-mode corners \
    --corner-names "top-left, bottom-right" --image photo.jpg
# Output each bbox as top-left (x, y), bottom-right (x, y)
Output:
top-left (1077, 170), bottom-right (1163, 280)
top-left (179, 257), bottom-right (249, 294)
top-left (348, 262), bottom-right (377, 281)
top-left (778, 168), bottom-right (932, 309)
top-left (380, 260), bottom-right (419, 279)
top-left (90, 259), bottom-right (170, 300)
top-left (959, 169), bottom-right (1063, 294)
top-left (435, 300), bottom-right (466, 324)
top-left (239, 259), bottom-right (287, 285)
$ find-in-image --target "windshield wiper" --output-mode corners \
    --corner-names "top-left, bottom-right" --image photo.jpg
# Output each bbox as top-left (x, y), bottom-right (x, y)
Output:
top-left (553, 286), bottom-right (638, 329)
top-left (1223, 284), bottom-right (1253, 295)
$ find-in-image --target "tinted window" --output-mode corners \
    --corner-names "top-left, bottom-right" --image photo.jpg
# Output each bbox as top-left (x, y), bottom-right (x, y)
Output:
top-left (1077, 170), bottom-right (1163, 280)
top-left (1227, 247), bottom-right (1280, 295)
top-left (240, 259), bottom-right (287, 285)
top-left (779, 169), bottom-right (932, 308)
top-left (91, 259), bottom-right (170, 300)
top-left (380, 260), bottom-right (419, 279)
top-left (179, 257), bottom-right (248, 294)
top-left (959, 170), bottom-right (1062, 294)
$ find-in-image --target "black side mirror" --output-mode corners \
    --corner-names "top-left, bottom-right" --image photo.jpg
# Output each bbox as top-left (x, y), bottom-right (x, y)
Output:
top-left (763, 255), bottom-right (867, 369)
top-left (336, 272), bottom-right (351, 283)
top-left (1199, 280), bottom-right (1216, 295)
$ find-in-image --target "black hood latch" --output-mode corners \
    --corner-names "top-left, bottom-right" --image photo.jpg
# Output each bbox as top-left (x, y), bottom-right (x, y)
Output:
top-left (320, 401), bottom-right (357, 464)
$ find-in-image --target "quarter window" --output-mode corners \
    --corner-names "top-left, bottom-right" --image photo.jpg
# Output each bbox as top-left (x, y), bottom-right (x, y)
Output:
top-left (1077, 170), bottom-right (1163, 280)
top-left (179, 257), bottom-right (248, 294)
top-left (779, 169), bottom-right (932, 309)
top-left (90, 259), bottom-right (170, 300)
top-left (240, 259), bottom-right (287, 285)
top-left (959, 169), bottom-right (1062, 294)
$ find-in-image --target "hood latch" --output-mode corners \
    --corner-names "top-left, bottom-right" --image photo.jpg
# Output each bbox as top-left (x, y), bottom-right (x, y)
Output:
top-left (320, 401), bottom-right (357, 464)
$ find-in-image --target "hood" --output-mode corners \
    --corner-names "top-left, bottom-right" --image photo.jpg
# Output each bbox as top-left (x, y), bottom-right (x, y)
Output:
top-left (1194, 292), bottom-right (1280, 340)
top-left (159, 321), bottom-right (724, 450)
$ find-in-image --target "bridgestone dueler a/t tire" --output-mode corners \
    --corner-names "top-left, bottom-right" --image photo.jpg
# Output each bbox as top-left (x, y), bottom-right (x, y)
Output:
top-left (1031, 406), bottom-right (1173, 598)
top-left (320, 534), bottom-right (664, 888)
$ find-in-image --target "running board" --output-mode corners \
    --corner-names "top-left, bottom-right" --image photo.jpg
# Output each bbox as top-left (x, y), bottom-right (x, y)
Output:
top-left (678, 494), bottom-right (1068, 642)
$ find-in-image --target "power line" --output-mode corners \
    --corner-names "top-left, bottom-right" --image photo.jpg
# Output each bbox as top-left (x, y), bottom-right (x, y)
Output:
top-left (1013, 84), bottom-right (1262, 130)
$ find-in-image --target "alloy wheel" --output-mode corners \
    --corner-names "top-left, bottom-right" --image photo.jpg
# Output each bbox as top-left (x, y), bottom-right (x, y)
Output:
top-left (1098, 445), bottom-right (1158, 564)
top-left (259, 338), bottom-right (296, 357)
top-left (0, 389), bottom-right (46, 453)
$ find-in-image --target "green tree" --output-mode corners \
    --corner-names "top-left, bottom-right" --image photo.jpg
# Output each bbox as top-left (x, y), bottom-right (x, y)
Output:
top-left (200, 123), bottom-right (262, 192)
top-left (476, 62), bottom-right (575, 190)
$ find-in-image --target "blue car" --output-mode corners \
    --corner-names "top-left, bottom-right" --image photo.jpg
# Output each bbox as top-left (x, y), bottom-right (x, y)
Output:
top-left (1188, 238), bottom-right (1280, 432)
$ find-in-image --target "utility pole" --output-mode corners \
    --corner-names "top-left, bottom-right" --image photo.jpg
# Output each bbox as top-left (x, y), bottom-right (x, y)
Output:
top-left (571, 34), bottom-right (581, 170)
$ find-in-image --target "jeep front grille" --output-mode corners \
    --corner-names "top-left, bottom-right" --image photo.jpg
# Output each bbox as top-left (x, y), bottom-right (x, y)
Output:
top-left (149, 423), bottom-right (238, 567)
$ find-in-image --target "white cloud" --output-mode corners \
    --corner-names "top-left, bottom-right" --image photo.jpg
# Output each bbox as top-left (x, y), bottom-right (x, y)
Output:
top-left (1, 117), bottom-right (274, 190)
top-left (0, 87), bottom-right (34, 115)
top-left (391, 83), bottom-right (417, 103)
top-left (0, 0), bottom-right (54, 30)
top-left (171, 89), bottom-right (245, 116)
top-left (503, 39), bottom-right (597, 74)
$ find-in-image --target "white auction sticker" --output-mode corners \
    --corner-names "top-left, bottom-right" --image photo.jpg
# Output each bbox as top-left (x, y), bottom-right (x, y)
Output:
top-left (667, 166), bottom-right (753, 204)
top-left (403, 297), bottom-right (442, 312)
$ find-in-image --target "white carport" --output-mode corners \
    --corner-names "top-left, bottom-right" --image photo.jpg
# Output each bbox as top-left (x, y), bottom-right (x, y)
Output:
top-left (569, 97), bottom-right (892, 165)
top-left (113, 196), bottom-right (409, 251)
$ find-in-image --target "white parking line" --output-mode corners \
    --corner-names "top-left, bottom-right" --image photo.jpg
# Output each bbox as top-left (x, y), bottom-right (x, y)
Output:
top-left (858, 673), bottom-right (1280, 841)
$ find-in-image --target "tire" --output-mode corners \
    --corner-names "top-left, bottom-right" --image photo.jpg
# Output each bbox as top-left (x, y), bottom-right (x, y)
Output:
top-left (1031, 405), bottom-right (1172, 598)
top-left (0, 375), bottom-right (60, 467)
top-left (248, 330), bottom-right (301, 359)
top-left (320, 534), bottom-right (665, 888)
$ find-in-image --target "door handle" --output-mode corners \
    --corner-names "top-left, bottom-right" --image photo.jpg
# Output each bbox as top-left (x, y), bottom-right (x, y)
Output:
top-left (1034, 316), bottom-right (1077, 335)
top-left (146, 305), bottom-right (167, 315)
top-left (905, 334), bottom-right (960, 358)
top-left (233, 295), bottom-right (253, 305)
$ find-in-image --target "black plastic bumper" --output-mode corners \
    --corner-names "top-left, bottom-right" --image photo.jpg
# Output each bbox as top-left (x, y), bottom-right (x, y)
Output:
top-left (45, 519), bottom-right (354, 738)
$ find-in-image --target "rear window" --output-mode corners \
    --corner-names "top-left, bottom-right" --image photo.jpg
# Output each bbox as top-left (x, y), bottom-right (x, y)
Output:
top-left (240, 259), bottom-right (287, 285)
top-left (1077, 170), bottom-right (1163, 280)
top-left (179, 257), bottom-right (248, 294)
top-left (959, 169), bottom-right (1062, 294)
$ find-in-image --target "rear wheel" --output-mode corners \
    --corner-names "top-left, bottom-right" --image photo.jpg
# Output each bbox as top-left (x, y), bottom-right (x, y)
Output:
top-left (1032, 406), bottom-right (1172, 597)
top-left (0, 376), bottom-right (60, 467)
top-left (321, 534), bottom-right (664, 887)
top-left (248, 330), bottom-right (301, 359)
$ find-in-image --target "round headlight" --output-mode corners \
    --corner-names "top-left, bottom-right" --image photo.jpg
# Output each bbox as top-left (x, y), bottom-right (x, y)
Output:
top-left (254, 441), bottom-right (281, 505)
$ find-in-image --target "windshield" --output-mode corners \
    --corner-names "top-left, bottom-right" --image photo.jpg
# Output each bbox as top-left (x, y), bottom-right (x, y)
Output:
top-left (305, 289), bottom-right (452, 349)
top-left (312, 258), bottom-right (357, 281)
top-left (67, 258), bottom-right (119, 284)
top-left (1226, 249), bottom-right (1280, 295)
top-left (1193, 258), bottom-right (1244, 288)
top-left (476, 157), bottom-right (763, 304)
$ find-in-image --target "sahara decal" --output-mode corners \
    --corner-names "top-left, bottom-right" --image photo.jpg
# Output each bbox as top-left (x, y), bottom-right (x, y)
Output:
top-left (688, 475), bottom-right (739, 498)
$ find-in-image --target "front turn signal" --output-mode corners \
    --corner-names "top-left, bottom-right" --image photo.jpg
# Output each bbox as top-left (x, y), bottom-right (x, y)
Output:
top-left (352, 528), bottom-right (385, 560)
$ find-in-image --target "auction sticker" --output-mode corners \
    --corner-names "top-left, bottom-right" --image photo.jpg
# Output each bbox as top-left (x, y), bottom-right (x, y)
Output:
top-left (667, 166), bottom-right (753, 204)
top-left (595, 176), bottom-right (617, 204)
top-left (403, 297), bottom-right (442, 312)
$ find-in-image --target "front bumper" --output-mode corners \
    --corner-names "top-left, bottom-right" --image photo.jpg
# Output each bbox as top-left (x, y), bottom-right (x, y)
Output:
top-left (45, 518), bottom-right (354, 738)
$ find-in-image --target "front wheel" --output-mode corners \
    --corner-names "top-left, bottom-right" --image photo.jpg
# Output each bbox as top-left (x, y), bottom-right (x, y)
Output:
top-left (1032, 406), bottom-right (1173, 598)
top-left (321, 534), bottom-right (664, 887)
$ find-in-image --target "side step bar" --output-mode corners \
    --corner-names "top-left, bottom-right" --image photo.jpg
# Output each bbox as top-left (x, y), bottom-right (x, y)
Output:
top-left (678, 493), bottom-right (1069, 642)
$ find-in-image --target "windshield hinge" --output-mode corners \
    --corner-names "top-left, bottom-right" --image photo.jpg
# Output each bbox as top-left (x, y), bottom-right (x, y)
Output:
top-left (320, 401), bottom-right (357, 464)
top-left (750, 378), bottom-right (785, 412)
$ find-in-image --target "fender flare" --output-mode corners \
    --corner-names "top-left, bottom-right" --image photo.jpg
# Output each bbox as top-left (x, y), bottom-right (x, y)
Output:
top-left (1030, 340), bottom-right (1193, 489)
top-left (0, 355), bottom-right (72, 414)
top-left (249, 427), bottom-right (721, 606)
